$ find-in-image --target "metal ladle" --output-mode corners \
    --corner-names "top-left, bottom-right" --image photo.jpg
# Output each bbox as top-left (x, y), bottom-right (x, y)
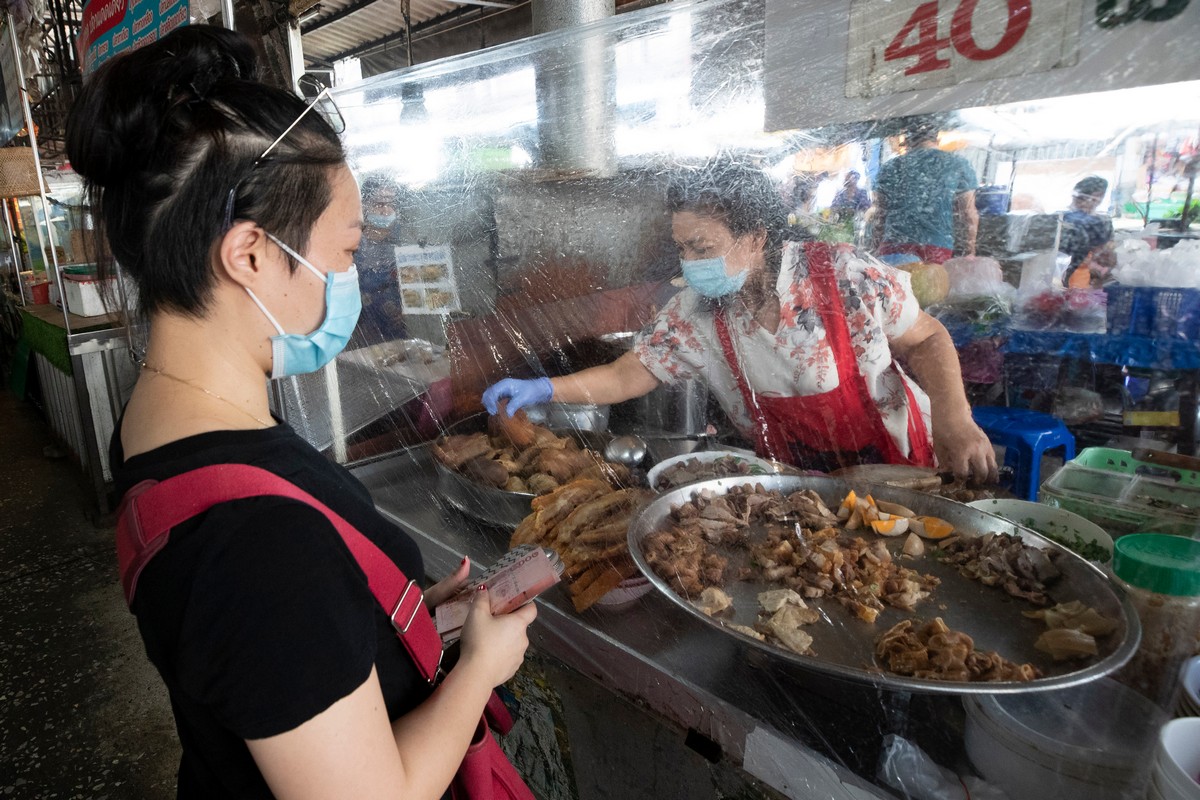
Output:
top-left (604, 434), bottom-right (649, 467)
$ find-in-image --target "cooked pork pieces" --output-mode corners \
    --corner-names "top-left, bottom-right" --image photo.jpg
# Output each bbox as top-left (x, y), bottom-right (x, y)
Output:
top-left (875, 617), bottom-right (1041, 683)
top-left (642, 484), bottom-right (938, 624)
top-left (936, 532), bottom-right (1061, 606)
top-left (432, 410), bottom-right (630, 496)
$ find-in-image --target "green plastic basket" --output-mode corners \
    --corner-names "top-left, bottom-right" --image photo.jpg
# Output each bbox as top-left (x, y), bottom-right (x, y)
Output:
top-left (1069, 447), bottom-right (1200, 486)
top-left (1038, 448), bottom-right (1200, 537)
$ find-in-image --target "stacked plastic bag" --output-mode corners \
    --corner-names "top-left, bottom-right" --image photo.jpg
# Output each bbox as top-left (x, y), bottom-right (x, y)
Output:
top-left (1111, 238), bottom-right (1200, 289)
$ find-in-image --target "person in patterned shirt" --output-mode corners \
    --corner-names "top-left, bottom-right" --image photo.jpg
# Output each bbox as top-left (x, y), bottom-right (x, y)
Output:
top-left (483, 161), bottom-right (996, 480)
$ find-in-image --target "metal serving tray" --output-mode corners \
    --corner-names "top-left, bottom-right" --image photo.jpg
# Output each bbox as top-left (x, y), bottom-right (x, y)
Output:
top-left (434, 414), bottom-right (611, 530)
top-left (627, 474), bottom-right (1141, 695)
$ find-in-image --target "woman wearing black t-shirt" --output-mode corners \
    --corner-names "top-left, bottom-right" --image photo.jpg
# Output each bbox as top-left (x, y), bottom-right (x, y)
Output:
top-left (66, 26), bottom-right (535, 799)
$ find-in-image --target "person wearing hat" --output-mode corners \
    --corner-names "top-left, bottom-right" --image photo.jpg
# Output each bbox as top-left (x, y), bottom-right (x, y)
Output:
top-left (1062, 176), bottom-right (1115, 288)
top-left (872, 118), bottom-right (979, 264)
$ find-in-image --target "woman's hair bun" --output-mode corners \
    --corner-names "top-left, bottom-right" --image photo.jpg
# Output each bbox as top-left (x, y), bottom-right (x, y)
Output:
top-left (67, 26), bottom-right (259, 186)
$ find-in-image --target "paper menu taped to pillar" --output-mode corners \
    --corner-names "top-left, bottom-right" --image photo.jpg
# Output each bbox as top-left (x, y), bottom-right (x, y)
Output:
top-left (434, 545), bottom-right (563, 643)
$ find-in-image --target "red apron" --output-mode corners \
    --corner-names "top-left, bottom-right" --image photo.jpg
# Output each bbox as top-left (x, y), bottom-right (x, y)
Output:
top-left (714, 241), bottom-right (935, 472)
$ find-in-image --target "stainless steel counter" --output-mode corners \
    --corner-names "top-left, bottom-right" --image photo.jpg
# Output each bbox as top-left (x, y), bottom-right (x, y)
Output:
top-left (354, 448), bottom-right (960, 800)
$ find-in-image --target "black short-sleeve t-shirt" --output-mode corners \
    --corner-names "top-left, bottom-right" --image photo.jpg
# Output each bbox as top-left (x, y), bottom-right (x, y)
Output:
top-left (111, 422), bottom-right (428, 798)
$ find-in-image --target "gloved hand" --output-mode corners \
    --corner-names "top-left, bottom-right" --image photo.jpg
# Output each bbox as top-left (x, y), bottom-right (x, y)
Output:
top-left (482, 377), bottom-right (554, 416)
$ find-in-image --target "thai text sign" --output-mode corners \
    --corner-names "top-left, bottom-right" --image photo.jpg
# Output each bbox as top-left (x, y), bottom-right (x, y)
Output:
top-left (79, 0), bottom-right (190, 75)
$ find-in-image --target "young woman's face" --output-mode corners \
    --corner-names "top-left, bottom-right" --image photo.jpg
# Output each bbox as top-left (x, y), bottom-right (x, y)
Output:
top-left (671, 210), bottom-right (766, 278)
top-left (280, 165), bottom-right (363, 335)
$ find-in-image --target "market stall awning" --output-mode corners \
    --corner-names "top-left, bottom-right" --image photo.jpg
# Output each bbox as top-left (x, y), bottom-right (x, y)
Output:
top-left (300, 0), bottom-right (524, 66)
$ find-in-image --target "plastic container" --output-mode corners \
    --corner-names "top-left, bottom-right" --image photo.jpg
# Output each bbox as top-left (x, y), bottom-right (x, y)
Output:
top-left (62, 275), bottom-right (112, 317)
top-left (967, 498), bottom-right (1113, 563)
top-left (964, 678), bottom-right (1166, 800)
top-left (1112, 535), bottom-right (1200, 715)
top-left (1152, 718), bottom-right (1200, 799)
top-left (29, 280), bottom-right (50, 304)
top-left (975, 185), bottom-right (1010, 215)
top-left (1038, 447), bottom-right (1200, 537)
top-left (1179, 657), bottom-right (1200, 717)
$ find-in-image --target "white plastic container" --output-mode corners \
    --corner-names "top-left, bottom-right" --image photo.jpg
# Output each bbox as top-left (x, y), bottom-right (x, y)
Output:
top-left (1180, 657), bottom-right (1200, 717)
top-left (1153, 718), bottom-right (1200, 799)
top-left (964, 678), bottom-right (1166, 800)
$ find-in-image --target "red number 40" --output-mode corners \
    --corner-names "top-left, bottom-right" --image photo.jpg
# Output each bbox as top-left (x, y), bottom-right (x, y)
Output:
top-left (883, 0), bottom-right (1032, 76)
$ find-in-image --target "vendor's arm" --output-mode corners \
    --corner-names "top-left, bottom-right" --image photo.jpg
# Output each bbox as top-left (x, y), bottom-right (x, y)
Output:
top-left (550, 350), bottom-right (660, 405)
top-left (483, 351), bottom-right (661, 416)
top-left (952, 190), bottom-right (978, 257)
top-left (890, 312), bottom-right (997, 482)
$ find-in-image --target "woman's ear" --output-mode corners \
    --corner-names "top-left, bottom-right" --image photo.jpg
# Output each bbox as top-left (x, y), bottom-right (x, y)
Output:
top-left (216, 221), bottom-right (274, 289)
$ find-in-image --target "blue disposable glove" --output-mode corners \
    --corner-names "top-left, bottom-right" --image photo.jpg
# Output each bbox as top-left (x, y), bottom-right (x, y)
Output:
top-left (482, 377), bottom-right (554, 416)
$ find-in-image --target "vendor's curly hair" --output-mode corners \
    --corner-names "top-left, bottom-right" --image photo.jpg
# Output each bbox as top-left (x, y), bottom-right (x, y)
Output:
top-left (666, 159), bottom-right (790, 274)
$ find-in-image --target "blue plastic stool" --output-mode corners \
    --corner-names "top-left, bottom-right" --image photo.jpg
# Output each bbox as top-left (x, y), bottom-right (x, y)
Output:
top-left (972, 406), bottom-right (1076, 501)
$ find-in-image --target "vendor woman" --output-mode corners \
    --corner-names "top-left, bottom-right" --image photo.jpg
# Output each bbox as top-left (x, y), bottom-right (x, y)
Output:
top-left (483, 161), bottom-right (996, 481)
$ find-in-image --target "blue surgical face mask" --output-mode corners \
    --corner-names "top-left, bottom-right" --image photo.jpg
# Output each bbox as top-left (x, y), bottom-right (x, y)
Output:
top-left (246, 234), bottom-right (363, 379)
top-left (681, 256), bottom-right (747, 298)
top-left (366, 212), bottom-right (396, 228)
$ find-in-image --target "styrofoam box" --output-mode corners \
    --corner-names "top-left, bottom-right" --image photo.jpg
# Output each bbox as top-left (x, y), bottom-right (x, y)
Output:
top-left (63, 276), bottom-right (115, 317)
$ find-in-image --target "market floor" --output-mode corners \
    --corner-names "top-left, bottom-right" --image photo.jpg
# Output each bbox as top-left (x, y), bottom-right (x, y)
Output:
top-left (0, 390), bottom-right (179, 799)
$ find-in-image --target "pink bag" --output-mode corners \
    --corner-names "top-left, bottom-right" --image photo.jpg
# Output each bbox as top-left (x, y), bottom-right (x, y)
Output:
top-left (452, 711), bottom-right (534, 800)
top-left (116, 463), bottom-right (535, 800)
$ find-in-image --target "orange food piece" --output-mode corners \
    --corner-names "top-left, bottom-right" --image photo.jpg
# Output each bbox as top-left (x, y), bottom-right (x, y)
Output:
top-left (870, 517), bottom-right (909, 536)
top-left (912, 516), bottom-right (955, 539)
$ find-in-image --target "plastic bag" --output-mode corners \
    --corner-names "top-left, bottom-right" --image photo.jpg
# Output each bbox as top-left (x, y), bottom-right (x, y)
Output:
top-left (942, 256), bottom-right (1009, 300)
top-left (876, 734), bottom-right (1011, 800)
top-left (1113, 239), bottom-right (1200, 289)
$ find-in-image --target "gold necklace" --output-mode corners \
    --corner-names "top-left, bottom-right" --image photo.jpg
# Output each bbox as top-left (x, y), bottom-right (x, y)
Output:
top-left (140, 363), bottom-right (272, 428)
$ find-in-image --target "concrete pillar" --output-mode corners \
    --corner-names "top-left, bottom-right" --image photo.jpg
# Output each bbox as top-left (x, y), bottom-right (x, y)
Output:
top-left (531, 0), bottom-right (616, 176)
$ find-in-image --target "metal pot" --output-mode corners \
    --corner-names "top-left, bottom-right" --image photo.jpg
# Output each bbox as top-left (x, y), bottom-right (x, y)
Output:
top-left (524, 402), bottom-right (610, 432)
top-left (598, 330), bottom-right (709, 436)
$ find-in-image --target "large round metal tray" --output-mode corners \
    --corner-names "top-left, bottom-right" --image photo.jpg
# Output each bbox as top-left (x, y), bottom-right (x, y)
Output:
top-left (626, 474), bottom-right (1141, 694)
top-left (434, 414), bottom-right (611, 530)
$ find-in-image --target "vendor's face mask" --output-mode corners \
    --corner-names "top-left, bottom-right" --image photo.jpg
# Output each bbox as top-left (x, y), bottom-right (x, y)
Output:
top-left (682, 256), bottom-right (748, 298)
top-left (246, 234), bottom-right (362, 379)
top-left (366, 211), bottom-right (396, 228)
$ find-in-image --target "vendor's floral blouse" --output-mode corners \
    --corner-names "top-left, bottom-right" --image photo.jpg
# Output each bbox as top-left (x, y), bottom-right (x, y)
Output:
top-left (632, 243), bottom-right (932, 458)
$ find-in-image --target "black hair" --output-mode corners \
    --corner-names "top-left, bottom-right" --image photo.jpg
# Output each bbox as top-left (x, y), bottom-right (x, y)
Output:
top-left (65, 25), bottom-right (346, 316)
top-left (665, 159), bottom-right (790, 273)
top-left (894, 112), bottom-right (956, 146)
top-left (1073, 176), bottom-right (1108, 198)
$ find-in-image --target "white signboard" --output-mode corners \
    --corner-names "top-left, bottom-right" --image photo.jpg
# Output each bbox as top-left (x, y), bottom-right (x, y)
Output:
top-left (394, 243), bottom-right (460, 315)
top-left (846, 0), bottom-right (1081, 98)
top-left (765, 0), bottom-right (1200, 131)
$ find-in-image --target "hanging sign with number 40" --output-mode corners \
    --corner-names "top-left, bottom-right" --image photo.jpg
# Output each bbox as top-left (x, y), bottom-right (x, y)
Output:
top-left (846, 0), bottom-right (1083, 98)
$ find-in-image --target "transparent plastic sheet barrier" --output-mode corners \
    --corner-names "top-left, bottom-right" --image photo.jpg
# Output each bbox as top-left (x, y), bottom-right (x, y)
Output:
top-left (282, 0), bottom-right (1200, 797)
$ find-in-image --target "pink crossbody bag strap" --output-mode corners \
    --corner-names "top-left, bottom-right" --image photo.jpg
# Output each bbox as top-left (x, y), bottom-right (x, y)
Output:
top-left (114, 463), bottom-right (445, 685)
